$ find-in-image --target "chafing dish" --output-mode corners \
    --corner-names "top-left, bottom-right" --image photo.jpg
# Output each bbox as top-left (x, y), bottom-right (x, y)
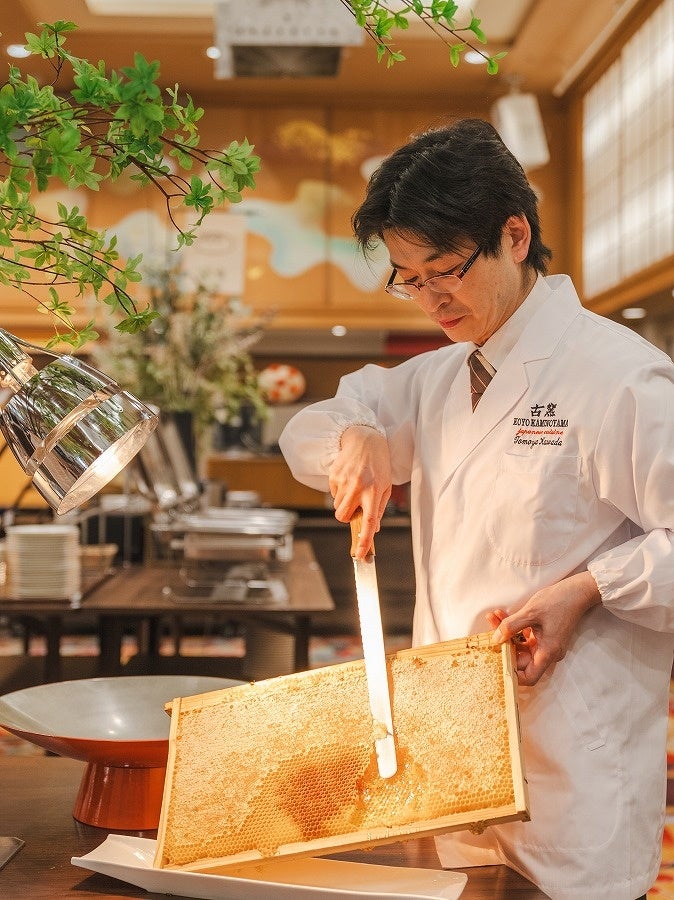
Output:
top-left (151, 507), bottom-right (297, 605)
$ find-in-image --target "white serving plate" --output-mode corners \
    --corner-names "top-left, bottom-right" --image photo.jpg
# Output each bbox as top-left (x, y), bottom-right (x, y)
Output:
top-left (72, 835), bottom-right (467, 900)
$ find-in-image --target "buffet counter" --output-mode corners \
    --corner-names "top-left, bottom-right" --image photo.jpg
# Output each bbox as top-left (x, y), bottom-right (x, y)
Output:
top-left (0, 541), bottom-right (334, 689)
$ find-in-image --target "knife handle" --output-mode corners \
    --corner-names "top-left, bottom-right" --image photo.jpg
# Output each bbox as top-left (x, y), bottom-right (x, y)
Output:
top-left (350, 508), bottom-right (375, 558)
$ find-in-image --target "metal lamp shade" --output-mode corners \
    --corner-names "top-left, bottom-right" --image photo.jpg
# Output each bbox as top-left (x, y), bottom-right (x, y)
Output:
top-left (0, 355), bottom-right (158, 515)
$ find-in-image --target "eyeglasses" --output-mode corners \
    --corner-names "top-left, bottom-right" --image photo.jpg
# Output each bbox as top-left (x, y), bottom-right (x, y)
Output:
top-left (384, 245), bottom-right (481, 301)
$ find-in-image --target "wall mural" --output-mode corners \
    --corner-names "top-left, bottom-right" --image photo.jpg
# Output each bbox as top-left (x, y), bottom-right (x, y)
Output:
top-left (235, 186), bottom-right (388, 288)
top-left (92, 115), bottom-right (393, 304)
top-left (8, 105), bottom-right (549, 338)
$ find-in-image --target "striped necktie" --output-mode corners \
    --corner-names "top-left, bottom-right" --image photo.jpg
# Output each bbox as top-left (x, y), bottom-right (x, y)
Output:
top-left (468, 349), bottom-right (496, 411)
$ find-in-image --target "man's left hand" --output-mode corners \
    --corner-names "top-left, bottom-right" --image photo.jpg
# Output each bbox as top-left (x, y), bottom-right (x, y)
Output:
top-left (488, 571), bottom-right (601, 686)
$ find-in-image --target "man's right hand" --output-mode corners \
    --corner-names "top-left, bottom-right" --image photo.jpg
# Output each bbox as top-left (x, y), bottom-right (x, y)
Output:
top-left (328, 425), bottom-right (392, 557)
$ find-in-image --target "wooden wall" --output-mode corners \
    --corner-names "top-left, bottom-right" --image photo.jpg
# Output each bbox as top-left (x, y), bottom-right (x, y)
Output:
top-left (2, 98), bottom-right (569, 344)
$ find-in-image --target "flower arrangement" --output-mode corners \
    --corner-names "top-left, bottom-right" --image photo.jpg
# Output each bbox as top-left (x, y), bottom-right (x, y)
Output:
top-left (91, 268), bottom-right (269, 451)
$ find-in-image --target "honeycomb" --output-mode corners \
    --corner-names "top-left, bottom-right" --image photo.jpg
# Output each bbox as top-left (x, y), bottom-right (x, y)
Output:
top-left (155, 634), bottom-right (528, 872)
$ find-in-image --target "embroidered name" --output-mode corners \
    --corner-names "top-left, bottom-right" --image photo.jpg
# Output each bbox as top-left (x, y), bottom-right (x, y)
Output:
top-left (513, 418), bottom-right (569, 428)
top-left (512, 403), bottom-right (568, 447)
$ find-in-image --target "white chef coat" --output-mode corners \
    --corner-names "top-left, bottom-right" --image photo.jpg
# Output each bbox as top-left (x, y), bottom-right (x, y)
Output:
top-left (279, 274), bottom-right (674, 900)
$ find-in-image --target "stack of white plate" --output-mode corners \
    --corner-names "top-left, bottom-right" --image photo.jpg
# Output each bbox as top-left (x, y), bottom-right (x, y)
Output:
top-left (5, 524), bottom-right (81, 601)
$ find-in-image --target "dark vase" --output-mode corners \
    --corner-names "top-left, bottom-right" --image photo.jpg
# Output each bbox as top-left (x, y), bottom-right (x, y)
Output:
top-left (212, 404), bottom-right (262, 452)
top-left (169, 410), bottom-right (196, 473)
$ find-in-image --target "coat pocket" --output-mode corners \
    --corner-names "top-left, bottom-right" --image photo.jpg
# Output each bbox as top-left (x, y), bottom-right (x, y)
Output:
top-left (486, 453), bottom-right (582, 566)
top-left (515, 668), bottom-right (620, 855)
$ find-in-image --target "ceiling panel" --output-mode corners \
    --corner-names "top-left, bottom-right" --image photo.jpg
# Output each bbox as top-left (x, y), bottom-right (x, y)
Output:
top-left (2, 0), bottom-right (636, 104)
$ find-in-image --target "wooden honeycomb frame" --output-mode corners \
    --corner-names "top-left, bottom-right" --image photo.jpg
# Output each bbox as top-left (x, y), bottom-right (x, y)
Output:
top-left (155, 633), bottom-right (529, 872)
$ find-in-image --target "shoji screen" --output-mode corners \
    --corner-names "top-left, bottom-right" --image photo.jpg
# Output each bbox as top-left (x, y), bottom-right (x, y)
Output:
top-left (582, 0), bottom-right (674, 298)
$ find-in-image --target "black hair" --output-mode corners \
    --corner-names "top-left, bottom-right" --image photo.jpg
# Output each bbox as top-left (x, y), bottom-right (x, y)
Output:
top-left (352, 117), bottom-right (552, 274)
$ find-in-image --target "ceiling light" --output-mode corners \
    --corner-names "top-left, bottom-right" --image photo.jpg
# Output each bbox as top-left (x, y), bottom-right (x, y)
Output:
top-left (464, 50), bottom-right (487, 65)
top-left (206, 46), bottom-right (221, 60)
top-left (331, 325), bottom-right (347, 337)
top-left (491, 91), bottom-right (550, 171)
top-left (6, 44), bottom-right (31, 59)
top-left (621, 307), bottom-right (647, 320)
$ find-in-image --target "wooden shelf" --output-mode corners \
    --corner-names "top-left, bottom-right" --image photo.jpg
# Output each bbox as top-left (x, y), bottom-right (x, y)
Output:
top-left (204, 453), bottom-right (329, 509)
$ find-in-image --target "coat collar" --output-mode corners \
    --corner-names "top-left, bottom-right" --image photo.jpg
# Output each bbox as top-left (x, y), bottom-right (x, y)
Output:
top-left (478, 273), bottom-right (552, 368)
top-left (440, 275), bottom-right (583, 482)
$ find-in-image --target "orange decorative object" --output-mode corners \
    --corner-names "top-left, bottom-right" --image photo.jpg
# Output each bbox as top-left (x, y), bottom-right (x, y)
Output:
top-left (74, 759), bottom-right (168, 831)
top-left (258, 364), bottom-right (306, 404)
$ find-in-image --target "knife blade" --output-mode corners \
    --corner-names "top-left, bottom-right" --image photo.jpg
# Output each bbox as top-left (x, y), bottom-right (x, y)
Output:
top-left (350, 510), bottom-right (397, 779)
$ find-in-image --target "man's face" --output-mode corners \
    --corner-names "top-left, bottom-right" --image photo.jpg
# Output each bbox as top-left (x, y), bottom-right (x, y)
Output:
top-left (382, 215), bottom-right (533, 346)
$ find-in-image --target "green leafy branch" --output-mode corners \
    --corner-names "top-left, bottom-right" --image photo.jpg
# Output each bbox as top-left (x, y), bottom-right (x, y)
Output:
top-left (0, 21), bottom-right (260, 348)
top-left (342, 1), bottom-right (506, 73)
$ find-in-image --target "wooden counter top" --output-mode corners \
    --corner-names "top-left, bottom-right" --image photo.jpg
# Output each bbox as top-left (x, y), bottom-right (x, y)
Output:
top-left (0, 756), bottom-right (548, 898)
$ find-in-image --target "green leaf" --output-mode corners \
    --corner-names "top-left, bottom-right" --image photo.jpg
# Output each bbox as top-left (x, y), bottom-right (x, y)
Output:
top-left (115, 307), bottom-right (160, 334)
top-left (176, 229), bottom-right (197, 248)
top-left (440, 2), bottom-right (459, 21)
top-left (24, 30), bottom-right (56, 59)
top-left (449, 43), bottom-right (464, 67)
top-left (45, 319), bottom-right (98, 351)
top-left (469, 15), bottom-right (487, 44)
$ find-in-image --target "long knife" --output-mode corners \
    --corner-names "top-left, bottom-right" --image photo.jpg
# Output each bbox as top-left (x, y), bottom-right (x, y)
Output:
top-left (350, 509), bottom-right (397, 778)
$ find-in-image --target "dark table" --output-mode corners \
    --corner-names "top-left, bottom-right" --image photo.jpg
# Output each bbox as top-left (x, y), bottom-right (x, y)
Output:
top-left (0, 540), bottom-right (334, 683)
top-left (0, 756), bottom-right (549, 898)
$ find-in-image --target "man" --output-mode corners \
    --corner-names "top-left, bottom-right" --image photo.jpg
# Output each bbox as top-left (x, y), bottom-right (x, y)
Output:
top-left (279, 118), bottom-right (674, 899)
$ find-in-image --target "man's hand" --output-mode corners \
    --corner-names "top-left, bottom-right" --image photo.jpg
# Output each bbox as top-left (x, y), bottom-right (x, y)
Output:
top-left (328, 425), bottom-right (391, 557)
top-left (488, 571), bottom-right (601, 686)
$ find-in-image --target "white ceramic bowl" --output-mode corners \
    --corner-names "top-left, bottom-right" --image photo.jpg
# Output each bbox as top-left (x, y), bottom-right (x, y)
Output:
top-left (0, 674), bottom-right (239, 828)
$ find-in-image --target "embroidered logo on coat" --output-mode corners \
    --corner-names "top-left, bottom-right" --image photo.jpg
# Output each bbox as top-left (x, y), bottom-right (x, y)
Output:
top-left (512, 403), bottom-right (568, 447)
